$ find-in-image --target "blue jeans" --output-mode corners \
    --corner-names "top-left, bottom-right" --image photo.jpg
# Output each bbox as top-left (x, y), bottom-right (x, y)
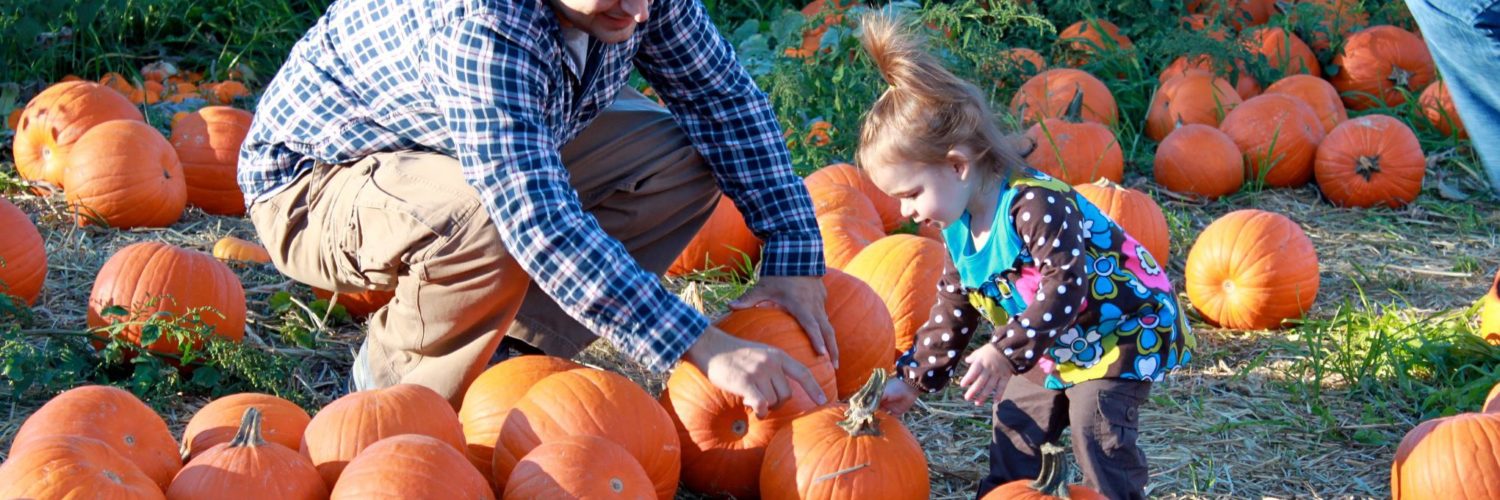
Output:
top-left (1406, 0), bottom-right (1500, 195)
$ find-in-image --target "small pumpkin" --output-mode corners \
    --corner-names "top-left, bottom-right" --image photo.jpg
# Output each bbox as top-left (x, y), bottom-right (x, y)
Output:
top-left (0, 435), bottom-right (164, 499)
top-left (843, 234), bottom-right (948, 360)
top-left (180, 393), bottom-right (311, 462)
top-left (167, 408), bottom-right (328, 500)
top-left (1218, 94), bottom-right (1326, 188)
top-left (667, 195), bottom-right (763, 278)
top-left (459, 355), bottom-right (582, 487)
top-left (1240, 26), bottom-right (1320, 77)
top-left (1264, 74), bottom-right (1349, 134)
top-left (1073, 179), bottom-right (1171, 263)
top-left (1025, 90), bottom-right (1124, 185)
top-left (300, 383), bottom-right (468, 488)
top-left (311, 287), bottom-right (396, 319)
top-left (824, 267), bottom-right (896, 399)
top-left (1058, 19), bottom-right (1133, 66)
top-left (981, 442), bottom-right (1107, 500)
top-left (171, 106), bottom-right (254, 216)
top-left (100, 72), bottom-right (145, 104)
top-left (1419, 80), bottom-right (1466, 139)
top-left (1154, 124), bottom-right (1245, 199)
top-left (1146, 72), bottom-right (1242, 141)
top-left (211, 236), bottom-right (271, 264)
top-left (503, 435), bottom-right (655, 500)
top-left (0, 197), bottom-right (47, 305)
top-left (1330, 25), bottom-right (1435, 110)
top-left (1010, 68), bottom-right (1119, 126)
top-left (9, 385), bottom-right (181, 490)
top-left (330, 434), bottom-right (494, 500)
top-left (88, 241), bottom-right (247, 356)
top-left (1313, 114), bottom-right (1425, 208)
top-left (13, 81), bottom-right (145, 191)
top-left (64, 120), bottom-right (187, 228)
top-left (1185, 209), bottom-right (1320, 330)
top-left (205, 81), bottom-right (251, 105)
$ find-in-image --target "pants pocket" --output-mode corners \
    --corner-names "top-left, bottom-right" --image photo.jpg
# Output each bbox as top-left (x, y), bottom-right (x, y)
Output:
top-left (1094, 387), bottom-right (1143, 454)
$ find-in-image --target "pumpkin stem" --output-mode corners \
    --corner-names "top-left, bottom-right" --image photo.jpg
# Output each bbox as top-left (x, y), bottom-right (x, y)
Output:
top-left (228, 407), bottom-right (267, 448)
top-left (1354, 155), bottom-right (1381, 181)
top-left (1029, 442), bottom-right (1072, 497)
top-left (1389, 66), bottom-right (1414, 89)
top-left (838, 369), bottom-right (888, 437)
top-left (1064, 84), bottom-right (1085, 123)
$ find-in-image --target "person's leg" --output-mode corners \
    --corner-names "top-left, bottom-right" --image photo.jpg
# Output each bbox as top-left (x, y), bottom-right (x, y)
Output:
top-left (1406, 0), bottom-right (1500, 195)
top-left (504, 87), bottom-right (721, 358)
top-left (975, 374), bottom-right (1069, 499)
top-left (1065, 379), bottom-right (1153, 500)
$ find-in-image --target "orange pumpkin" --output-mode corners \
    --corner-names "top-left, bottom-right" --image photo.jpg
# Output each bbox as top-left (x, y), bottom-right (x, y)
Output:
top-left (1154, 124), bottom-right (1244, 199)
top-left (806, 180), bottom-right (881, 227)
top-left (13, 81), bottom-right (144, 191)
top-left (1146, 72), bottom-right (1242, 141)
top-left (797, 0), bottom-right (859, 57)
top-left (300, 383), bottom-right (468, 488)
top-left (167, 408), bottom-right (328, 500)
top-left (1160, 54), bottom-right (1262, 100)
top-left (330, 434), bottom-right (494, 500)
top-left (1330, 25), bottom-right (1435, 110)
top-left (180, 393), bottom-right (311, 462)
top-left (806, 162), bottom-right (902, 232)
top-left (311, 287), bottom-right (396, 319)
top-left (1391, 416), bottom-right (1449, 499)
top-left (459, 355), bottom-right (582, 487)
top-left (819, 212), bottom-right (887, 269)
top-left (100, 72), bottom-right (145, 104)
top-left (211, 236), bottom-right (271, 264)
top-left (1010, 68), bottom-right (1118, 126)
top-left (995, 48), bottom-right (1048, 87)
top-left (1419, 80), bottom-right (1466, 139)
top-left (1241, 26), bottom-right (1320, 77)
top-left (1218, 94), bottom-right (1326, 188)
top-left (206, 80), bottom-right (251, 105)
top-left (1285, 0), bottom-right (1369, 51)
top-left (9, 385), bottom-right (181, 490)
top-left (760, 370), bottom-right (929, 500)
top-left (1186, 0), bottom-right (1276, 30)
top-left (1264, 74), bottom-right (1349, 134)
top-left (1390, 413), bottom-right (1500, 499)
top-left (719, 307), bottom-right (838, 401)
top-left (981, 443), bottom-right (1107, 499)
top-left (824, 267), bottom-right (896, 399)
top-left (171, 106), bottom-right (253, 216)
top-left (1314, 114), bottom-right (1425, 208)
top-left (1073, 180), bottom-right (1171, 262)
top-left (88, 241), bottom-right (247, 356)
top-left (667, 195), bottom-right (762, 278)
top-left (1025, 91), bottom-right (1124, 185)
top-left (843, 235), bottom-right (948, 359)
top-left (1058, 19), bottom-right (1133, 66)
top-left (1185, 209), bottom-right (1320, 330)
top-left (503, 435), bottom-right (655, 499)
top-left (64, 120), bottom-right (187, 228)
top-left (0, 197), bottom-right (47, 305)
top-left (0, 435), bottom-right (164, 499)
top-left (1482, 268), bottom-right (1500, 346)
top-left (141, 61), bottom-right (178, 82)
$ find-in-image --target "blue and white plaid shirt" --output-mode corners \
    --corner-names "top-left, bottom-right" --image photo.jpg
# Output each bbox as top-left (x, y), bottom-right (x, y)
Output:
top-left (239, 0), bottom-right (824, 371)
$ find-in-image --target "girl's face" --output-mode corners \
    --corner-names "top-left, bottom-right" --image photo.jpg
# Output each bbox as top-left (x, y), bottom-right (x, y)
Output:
top-left (865, 149), bottom-right (979, 230)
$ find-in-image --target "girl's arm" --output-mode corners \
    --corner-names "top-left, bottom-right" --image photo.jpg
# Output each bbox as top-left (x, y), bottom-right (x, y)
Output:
top-left (895, 258), bottom-right (982, 393)
top-left (991, 184), bottom-right (1090, 374)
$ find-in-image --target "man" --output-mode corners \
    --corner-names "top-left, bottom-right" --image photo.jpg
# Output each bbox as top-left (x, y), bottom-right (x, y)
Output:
top-left (239, 0), bottom-right (837, 415)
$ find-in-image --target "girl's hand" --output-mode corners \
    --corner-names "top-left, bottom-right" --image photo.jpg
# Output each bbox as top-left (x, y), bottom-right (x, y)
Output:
top-left (880, 377), bottom-right (920, 416)
top-left (959, 343), bottom-right (1013, 406)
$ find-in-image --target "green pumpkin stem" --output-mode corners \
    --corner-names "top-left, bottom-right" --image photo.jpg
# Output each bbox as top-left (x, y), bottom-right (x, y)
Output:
top-left (838, 368), bottom-right (888, 437)
top-left (1030, 442), bottom-right (1072, 497)
top-left (229, 407), bottom-right (266, 448)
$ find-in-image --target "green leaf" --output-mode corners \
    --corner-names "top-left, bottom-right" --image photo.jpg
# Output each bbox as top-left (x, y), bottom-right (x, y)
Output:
top-left (191, 365), bottom-right (222, 388)
top-left (139, 324), bottom-right (161, 346)
top-left (101, 304), bottom-right (129, 318)
top-left (268, 291), bottom-right (294, 313)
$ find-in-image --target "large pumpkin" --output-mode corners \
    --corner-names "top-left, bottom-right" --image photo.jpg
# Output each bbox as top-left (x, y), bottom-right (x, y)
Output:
top-left (1478, 268), bottom-right (1500, 346)
top-left (981, 443), bottom-right (1107, 500)
top-left (503, 435), bottom-right (655, 500)
top-left (1419, 80), bottom-right (1466, 139)
top-left (1025, 90), bottom-right (1124, 185)
top-left (9, 385), bottom-right (181, 490)
top-left (719, 307), bottom-right (839, 399)
top-left (13, 81), bottom-right (144, 191)
top-left (823, 267), bottom-right (896, 399)
top-left (64, 120), bottom-right (187, 228)
top-left (819, 212), bottom-right (886, 269)
top-left (330, 434), bottom-right (494, 500)
top-left (180, 393), bottom-right (311, 462)
top-left (760, 370), bottom-right (929, 500)
top-left (1073, 179), bottom-right (1171, 263)
top-left (844, 235), bottom-right (948, 359)
top-left (168, 408), bottom-right (328, 500)
top-left (806, 181), bottom-right (882, 228)
top-left (459, 355), bottom-right (582, 487)
top-left (1009, 68), bottom-right (1118, 126)
top-left (1185, 210), bottom-right (1320, 330)
top-left (667, 195), bottom-right (763, 278)
top-left (1390, 413), bottom-right (1500, 499)
top-left (0, 197), bottom-right (47, 305)
top-left (1218, 94), bottom-right (1326, 188)
top-left (0, 435), bottom-right (164, 499)
top-left (1154, 124), bottom-right (1244, 199)
top-left (1330, 25), bottom-right (1435, 110)
top-left (88, 241), bottom-right (247, 355)
top-left (805, 162), bottom-right (902, 232)
top-left (1240, 26), bottom-right (1320, 77)
top-left (300, 383), bottom-right (467, 488)
top-left (1264, 74), bottom-right (1348, 134)
top-left (1313, 114), bottom-right (1425, 208)
top-left (171, 106), bottom-right (253, 216)
top-left (1160, 54), bottom-right (1261, 100)
top-left (1146, 72), bottom-right (1242, 141)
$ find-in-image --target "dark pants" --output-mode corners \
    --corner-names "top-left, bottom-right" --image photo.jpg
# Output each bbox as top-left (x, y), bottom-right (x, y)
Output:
top-left (976, 375), bottom-right (1153, 500)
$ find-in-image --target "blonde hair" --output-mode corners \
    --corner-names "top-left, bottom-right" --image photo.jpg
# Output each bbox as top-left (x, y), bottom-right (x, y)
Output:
top-left (855, 11), bottom-right (1025, 184)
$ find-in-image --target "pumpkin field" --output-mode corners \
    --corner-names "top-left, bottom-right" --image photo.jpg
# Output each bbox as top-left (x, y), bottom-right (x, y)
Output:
top-left (2, 0), bottom-right (1499, 498)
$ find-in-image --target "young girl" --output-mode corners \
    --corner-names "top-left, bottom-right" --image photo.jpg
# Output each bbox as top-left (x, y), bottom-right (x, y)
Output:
top-left (857, 13), bottom-right (1193, 500)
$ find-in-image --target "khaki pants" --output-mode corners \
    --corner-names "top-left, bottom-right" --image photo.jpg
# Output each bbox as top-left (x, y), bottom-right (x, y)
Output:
top-left (249, 89), bottom-right (719, 404)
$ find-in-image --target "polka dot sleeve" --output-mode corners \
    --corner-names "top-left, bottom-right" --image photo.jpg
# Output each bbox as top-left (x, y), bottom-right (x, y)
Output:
top-left (993, 185), bottom-right (1089, 374)
top-left (895, 257), bottom-right (981, 393)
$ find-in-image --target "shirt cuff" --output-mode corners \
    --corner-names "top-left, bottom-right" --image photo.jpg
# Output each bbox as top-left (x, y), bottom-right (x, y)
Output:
top-left (622, 291), bottom-right (711, 372)
top-left (756, 230), bottom-right (826, 277)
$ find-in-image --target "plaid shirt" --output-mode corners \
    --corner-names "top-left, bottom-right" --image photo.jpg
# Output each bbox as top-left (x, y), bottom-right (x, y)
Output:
top-left (238, 0), bottom-right (824, 371)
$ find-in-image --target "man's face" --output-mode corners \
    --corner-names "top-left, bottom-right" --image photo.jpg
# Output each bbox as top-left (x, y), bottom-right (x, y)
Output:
top-left (549, 0), bottom-right (651, 44)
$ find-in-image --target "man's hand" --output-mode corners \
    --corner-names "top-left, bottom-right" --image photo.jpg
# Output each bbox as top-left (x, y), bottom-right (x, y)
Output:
top-left (880, 377), bottom-right (920, 416)
top-left (958, 343), bottom-right (1013, 406)
top-left (683, 326), bottom-right (828, 418)
top-left (729, 275), bottom-right (838, 369)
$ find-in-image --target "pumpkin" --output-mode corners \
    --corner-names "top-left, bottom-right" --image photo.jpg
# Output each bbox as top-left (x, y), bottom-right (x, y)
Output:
top-left (1146, 72), bottom-right (1242, 141)
top-left (503, 435), bottom-right (655, 500)
top-left (1058, 19), bottom-right (1133, 66)
top-left (1154, 124), bottom-right (1245, 199)
top-left (1073, 179), bottom-right (1171, 263)
top-left (1486, 379), bottom-right (1500, 413)
top-left (88, 241), bottom-right (247, 356)
top-left (824, 267), bottom-right (896, 399)
top-left (1284, 0), bottom-right (1369, 51)
top-left (995, 48), bottom-right (1048, 87)
top-left (211, 236), bottom-right (271, 264)
top-left (1241, 27), bottom-right (1320, 77)
top-left (167, 408), bottom-right (328, 500)
top-left (1313, 114), bottom-right (1425, 208)
top-left (1010, 68), bottom-right (1118, 126)
top-left (0, 197), bottom-right (47, 305)
top-left (100, 72), bottom-right (145, 104)
top-left (311, 287), bottom-right (396, 319)
top-left (798, 0), bottom-right (858, 58)
top-left (5, 108), bottom-right (19, 130)
top-left (1390, 413), bottom-right (1500, 499)
top-left (65, 120), bottom-right (187, 228)
top-left (492, 368), bottom-right (681, 498)
top-left (205, 81), bottom-right (251, 105)
top-left (806, 162), bottom-right (902, 232)
top-left (1419, 80), bottom-right (1466, 139)
top-left (300, 383), bottom-right (467, 488)
top-left (141, 61), bottom-right (178, 82)
top-left (843, 234), bottom-right (947, 359)
top-left (1185, 209), bottom-right (1320, 330)
top-left (13, 81), bottom-right (144, 191)
top-left (666, 195), bottom-right (762, 278)
top-left (981, 442), bottom-right (1107, 500)
top-left (1330, 25), bottom-right (1435, 110)
top-left (1218, 94), bottom-right (1326, 188)
top-left (806, 180), bottom-right (882, 227)
top-left (9, 385), bottom-right (181, 490)
top-left (180, 393), bottom-right (311, 461)
top-left (459, 355), bottom-right (582, 487)
top-left (330, 434), bottom-right (494, 500)
top-left (1186, 0), bottom-right (1276, 30)
top-left (1025, 91), bottom-right (1124, 185)
top-left (760, 369), bottom-right (929, 500)
top-left (718, 307), bottom-right (839, 402)
top-left (1391, 416), bottom-right (1449, 500)
top-left (0, 435), bottom-right (164, 499)
top-left (819, 212), bottom-right (887, 269)
top-left (1264, 74), bottom-right (1348, 134)
top-left (1478, 268), bottom-right (1500, 346)
top-left (1160, 54), bottom-right (1261, 100)
top-left (171, 106), bottom-right (253, 216)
